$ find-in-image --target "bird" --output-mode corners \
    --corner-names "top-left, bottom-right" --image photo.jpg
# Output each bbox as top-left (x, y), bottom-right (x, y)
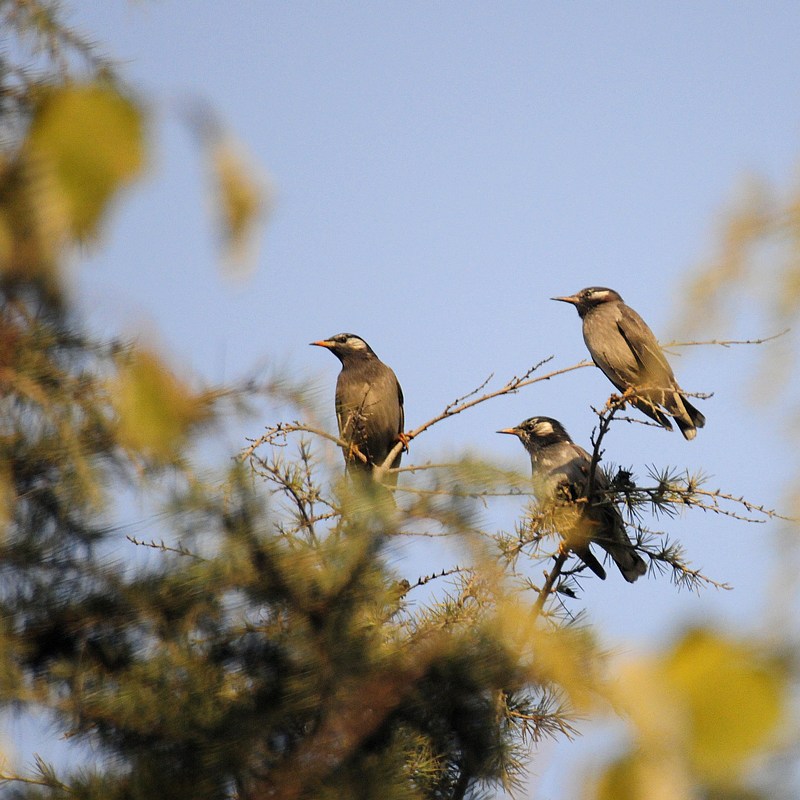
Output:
top-left (310, 333), bottom-right (405, 499)
top-left (552, 287), bottom-right (706, 440)
top-left (498, 416), bottom-right (646, 583)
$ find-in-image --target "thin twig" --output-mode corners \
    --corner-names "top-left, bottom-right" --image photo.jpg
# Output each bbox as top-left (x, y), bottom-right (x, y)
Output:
top-left (401, 566), bottom-right (472, 596)
top-left (587, 393), bottom-right (625, 500)
top-left (244, 423), bottom-right (367, 464)
top-left (126, 535), bottom-right (202, 560)
top-left (531, 551), bottom-right (569, 620)
top-left (376, 357), bottom-right (591, 479)
top-left (693, 487), bottom-right (797, 521)
top-left (665, 329), bottom-right (790, 349)
top-left (396, 485), bottom-right (527, 499)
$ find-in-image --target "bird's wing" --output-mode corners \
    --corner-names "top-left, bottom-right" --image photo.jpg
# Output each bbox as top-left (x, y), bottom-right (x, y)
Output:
top-left (583, 305), bottom-right (637, 388)
top-left (396, 374), bottom-right (404, 434)
top-left (614, 305), bottom-right (675, 386)
top-left (335, 369), bottom-right (379, 449)
top-left (553, 443), bottom-right (620, 511)
top-left (546, 443), bottom-right (593, 498)
top-left (334, 391), bottom-right (347, 439)
top-left (339, 365), bottom-right (403, 464)
top-left (564, 444), bottom-right (626, 533)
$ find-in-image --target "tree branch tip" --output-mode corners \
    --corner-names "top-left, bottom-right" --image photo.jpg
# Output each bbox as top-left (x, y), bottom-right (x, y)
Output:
top-left (666, 328), bottom-right (791, 349)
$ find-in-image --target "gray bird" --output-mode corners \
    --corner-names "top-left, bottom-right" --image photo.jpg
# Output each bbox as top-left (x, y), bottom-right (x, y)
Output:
top-left (311, 333), bottom-right (405, 496)
top-left (552, 287), bottom-right (706, 440)
top-left (498, 416), bottom-right (646, 583)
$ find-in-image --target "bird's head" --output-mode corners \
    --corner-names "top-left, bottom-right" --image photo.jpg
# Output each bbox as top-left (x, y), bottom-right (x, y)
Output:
top-left (497, 416), bottom-right (573, 451)
top-left (310, 332), bottom-right (376, 362)
top-left (551, 286), bottom-right (622, 317)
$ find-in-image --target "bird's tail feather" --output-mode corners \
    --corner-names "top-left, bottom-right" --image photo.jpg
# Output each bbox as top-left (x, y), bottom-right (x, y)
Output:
top-left (575, 547), bottom-right (607, 581)
top-left (606, 542), bottom-right (647, 583)
top-left (632, 396), bottom-right (673, 431)
top-left (668, 393), bottom-right (706, 441)
top-left (593, 512), bottom-right (647, 584)
top-left (682, 396), bottom-right (706, 429)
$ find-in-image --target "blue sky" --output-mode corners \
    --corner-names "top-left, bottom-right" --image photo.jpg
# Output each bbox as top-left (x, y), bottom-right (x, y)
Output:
top-left (22, 2), bottom-right (800, 795)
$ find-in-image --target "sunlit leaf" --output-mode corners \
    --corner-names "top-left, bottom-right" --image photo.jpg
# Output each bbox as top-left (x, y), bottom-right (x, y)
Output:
top-left (113, 348), bottom-right (212, 462)
top-left (592, 750), bottom-right (694, 800)
top-left (210, 137), bottom-right (267, 274)
top-left (663, 628), bottom-right (786, 784)
top-left (594, 753), bottom-right (641, 800)
top-left (27, 83), bottom-right (145, 239)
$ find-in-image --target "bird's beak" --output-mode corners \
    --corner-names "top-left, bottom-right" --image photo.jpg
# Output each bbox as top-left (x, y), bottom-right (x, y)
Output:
top-left (310, 340), bottom-right (334, 348)
top-left (551, 294), bottom-right (580, 305)
top-left (497, 428), bottom-right (518, 436)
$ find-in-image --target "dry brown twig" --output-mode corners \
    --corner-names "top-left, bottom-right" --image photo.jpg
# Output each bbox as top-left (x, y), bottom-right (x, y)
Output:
top-left (243, 423), bottom-right (367, 464)
top-left (374, 356), bottom-right (588, 481)
top-left (530, 550), bottom-right (570, 619)
top-left (126, 535), bottom-right (202, 559)
top-left (664, 328), bottom-right (790, 350)
top-left (401, 566), bottom-right (473, 596)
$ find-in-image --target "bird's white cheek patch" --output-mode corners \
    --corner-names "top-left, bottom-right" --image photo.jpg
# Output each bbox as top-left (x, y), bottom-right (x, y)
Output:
top-left (535, 421), bottom-right (554, 437)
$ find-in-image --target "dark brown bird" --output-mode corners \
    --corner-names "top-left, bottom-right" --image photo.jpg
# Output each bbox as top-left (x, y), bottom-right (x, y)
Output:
top-left (311, 333), bottom-right (405, 497)
top-left (498, 416), bottom-right (646, 583)
top-left (552, 287), bottom-right (706, 440)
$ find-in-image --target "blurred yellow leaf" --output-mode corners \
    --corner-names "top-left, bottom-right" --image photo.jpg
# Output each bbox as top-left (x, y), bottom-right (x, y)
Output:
top-left (594, 753), bottom-right (642, 800)
top-left (113, 348), bottom-right (211, 462)
top-left (210, 138), bottom-right (267, 273)
top-left (611, 655), bottom-right (685, 752)
top-left (592, 749), bottom-right (694, 800)
top-left (662, 628), bottom-right (786, 784)
top-left (27, 83), bottom-right (144, 239)
top-left (600, 628), bottom-right (788, 799)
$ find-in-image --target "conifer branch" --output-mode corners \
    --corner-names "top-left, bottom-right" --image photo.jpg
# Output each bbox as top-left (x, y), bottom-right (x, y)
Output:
top-left (402, 566), bottom-right (472, 595)
top-left (126, 535), bottom-right (202, 559)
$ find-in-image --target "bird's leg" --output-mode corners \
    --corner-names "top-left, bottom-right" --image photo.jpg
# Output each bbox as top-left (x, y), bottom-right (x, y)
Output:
top-left (346, 442), bottom-right (368, 465)
top-left (607, 388), bottom-right (632, 411)
top-left (621, 386), bottom-right (643, 407)
top-left (396, 432), bottom-right (410, 453)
